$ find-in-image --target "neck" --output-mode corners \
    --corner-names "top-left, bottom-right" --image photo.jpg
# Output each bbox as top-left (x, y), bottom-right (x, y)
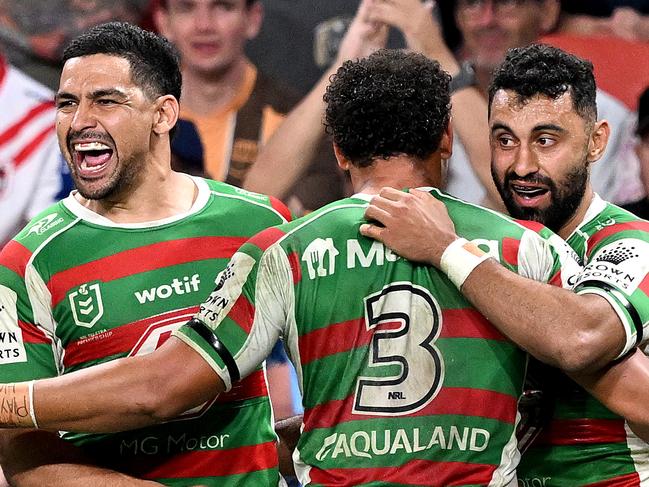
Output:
top-left (350, 156), bottom-right (442, 195)
top-left (474, 65), bottom-right (492, 98)
top-left (76, 149), bottom-right (198, 224)
top-left (557, 186), bottom-right (595, 240)
top-left (181, 58), bottom-right (249, 116)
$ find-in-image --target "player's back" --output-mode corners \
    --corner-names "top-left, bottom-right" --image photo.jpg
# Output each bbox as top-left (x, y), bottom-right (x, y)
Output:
top-left (263, 190), bottom-right (565, 486)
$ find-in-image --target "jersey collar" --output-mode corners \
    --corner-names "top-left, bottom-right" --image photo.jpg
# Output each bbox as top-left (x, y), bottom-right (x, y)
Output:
top-left (62, 175), bottom-right (211, 228)
top-left (567, 193), bottom-right (607, 239)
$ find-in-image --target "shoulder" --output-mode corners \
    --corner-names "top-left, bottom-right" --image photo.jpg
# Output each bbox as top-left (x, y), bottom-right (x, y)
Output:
top-left (595, 89), bottom-right (632, 122)
top-left (202, 178), bottom-right (292, 223)
top-left (3, 64), bottom-right (54, 105)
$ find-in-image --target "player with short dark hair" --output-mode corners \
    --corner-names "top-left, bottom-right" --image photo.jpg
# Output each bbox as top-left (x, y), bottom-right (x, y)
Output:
top-left (0, 21), bottom-right (289, 486)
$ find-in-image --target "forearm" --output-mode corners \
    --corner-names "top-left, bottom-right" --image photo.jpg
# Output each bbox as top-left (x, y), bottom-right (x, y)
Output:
top-left (275, 414), bottom-right (302, 478)
top-left (461, 259), bottom-right (625, 372)
top-left (243, 65), bottom-right (335, 199)
top-left (0, 338), bottom-right (222, 432)
top-left (0, 430), bottom-right (161, 487)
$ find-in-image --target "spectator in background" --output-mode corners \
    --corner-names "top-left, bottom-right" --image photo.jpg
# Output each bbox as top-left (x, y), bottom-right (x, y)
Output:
top-left (0, 48), bottom-right (71, 248)
top-left (559, 0), bottom-right (649, 42)
top-left (624, 86), bottom-right (649, 218)
top-left (152, 0), bottom-right (344, 216)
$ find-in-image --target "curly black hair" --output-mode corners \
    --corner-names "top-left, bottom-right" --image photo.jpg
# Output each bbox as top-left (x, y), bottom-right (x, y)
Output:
top-left (324, 49), bottom-right (451, 168)
top-left (63, 22), bottom-right (182, 104)
top-left (488, 44), bottom-right (597, 123)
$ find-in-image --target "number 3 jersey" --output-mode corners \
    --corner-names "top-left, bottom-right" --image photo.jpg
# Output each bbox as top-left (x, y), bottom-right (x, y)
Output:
top-left (175, 189), bottom-right (577, 487)
top-left (0, 177), bottom-right (290, 486)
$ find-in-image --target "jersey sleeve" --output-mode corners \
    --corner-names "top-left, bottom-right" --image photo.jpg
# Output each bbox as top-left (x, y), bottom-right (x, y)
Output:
top-left (571, 229), bottom-right (649, 358)
top-left (511, 228), bottom-right (578, 288)
top-left (174, 238), bottom-right (294, 391)
top-left (0, 241), bottom-right (59, 381)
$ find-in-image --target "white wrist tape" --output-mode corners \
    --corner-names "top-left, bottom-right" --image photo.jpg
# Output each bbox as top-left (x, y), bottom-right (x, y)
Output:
top-left (28, 380), bottom-right (39, 428)
top-left (440, 238), bottom-right (490, 289)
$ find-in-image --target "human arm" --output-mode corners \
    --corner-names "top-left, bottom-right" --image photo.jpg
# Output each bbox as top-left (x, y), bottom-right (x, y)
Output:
top-left (365, 0), bottom-right (504, 210)
top-left (360, 188), bottom-right (629, 373)
top-left (243, 0), bottom-right (388, 200)
top-left (275, 414), bottom-right (302, 478)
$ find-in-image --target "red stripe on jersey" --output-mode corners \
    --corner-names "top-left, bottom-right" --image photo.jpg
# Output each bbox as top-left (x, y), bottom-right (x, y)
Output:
top-left (548, 269), bottom-right (562, 287)
top-left (514, 219), bottom-right (545, 233)
top-left (0, 240), bottom-right (32, 278)
top-left (0, 56), bottom-right (6, 87)
top-left (0, 101), bottom-right (55, 147)
top-left (269, 196), bottom-right (292, 222)
top-left (502, 237), bottom-right (520, 266)
top-left (215, 368), bottom-right (267, 403)
top-left (442, 308), bottom-right (506, 341)
top-left (123, 440), bottom-right (278, 479)
top-left (309, 457), bottom-right (496, 486)
top-left (247, 227), bottom-right (285, 252)
top-left (287, 251), bottom-right (302, 284)
top-left (64, 307), bottom-right (197, 368)
top-left (640, 274), bottom-right (649, 297)
top-left (228, 294), bottom-right (255, 334)
top-left (13, 125), bottom-right (55, 169)
top-left (300, 309), bottom-right (506, 365)
top-left (535, 418), bottom-right (627, 445)
top-left (583, 472), bottom-right (641, 487)
top-left (18, 320), bottom-right (50, 345)
top-left (48, 236), bottom-right (246, 307)
top-left (303, 387), bottom-right (517, 432)
top-left (587, 221), bottom-right (649, 257)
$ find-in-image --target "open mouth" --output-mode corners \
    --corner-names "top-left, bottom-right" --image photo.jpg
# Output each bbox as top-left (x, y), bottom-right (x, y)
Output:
top-left (510, 183), bottom-right (550, 205)
top-left (73, 141), bottom-right (114, 178)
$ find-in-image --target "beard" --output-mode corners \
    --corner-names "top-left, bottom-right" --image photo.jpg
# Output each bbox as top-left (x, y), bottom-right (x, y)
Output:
top-left (492, 162), bottom-right (588, 234)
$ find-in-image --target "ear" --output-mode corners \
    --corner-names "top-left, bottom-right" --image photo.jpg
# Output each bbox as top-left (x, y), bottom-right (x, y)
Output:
top-left (333, 143), bottom-right (351, 171)
top-left (153, 6), bottom-right (174, 42)
top-left (540, 0), bottom-right (561, 34)
top-left (439, 121), bottom-right (454, 160)
top-left (245, 1), bottom-right (263, 40)
top-left (153, 95), bottom-right (180, 136)
top-left (587, 119), bottom-right (610, 164)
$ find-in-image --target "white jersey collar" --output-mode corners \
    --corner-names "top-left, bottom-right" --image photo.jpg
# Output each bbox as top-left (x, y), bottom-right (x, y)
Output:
top-left (567, 193), bottom-right (607, 239)
top-left (62, 175), bottom-right (210, 229)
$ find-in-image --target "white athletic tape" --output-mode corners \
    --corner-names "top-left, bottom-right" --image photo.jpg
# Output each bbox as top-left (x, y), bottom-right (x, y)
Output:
top-left (440, 238), bottom-right (490, 289)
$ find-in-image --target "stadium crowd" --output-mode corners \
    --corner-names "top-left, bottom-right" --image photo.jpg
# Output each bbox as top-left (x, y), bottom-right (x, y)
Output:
top-left (0, 0), bottom-right (648, 486)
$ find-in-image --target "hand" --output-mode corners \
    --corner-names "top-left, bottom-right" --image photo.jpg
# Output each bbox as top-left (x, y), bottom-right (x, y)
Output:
top-left (335, 0), bottom-right (389, 64)
top-left (359, 187), bottom-right (458, 267)
top-left (366, 0), bottom-right (458, 71)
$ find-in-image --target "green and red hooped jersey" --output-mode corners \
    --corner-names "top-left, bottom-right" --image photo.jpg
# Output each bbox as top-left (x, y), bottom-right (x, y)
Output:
top-left (0, 177), bottom-right (291, 487)
top-left (519, 195), bottom-right (649, 487)
top-left (176, 189), bottom-right (577, 487)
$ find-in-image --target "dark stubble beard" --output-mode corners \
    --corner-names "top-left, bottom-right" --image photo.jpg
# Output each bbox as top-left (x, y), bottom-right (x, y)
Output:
top-left (69, 153), bottom-right (144, 201)
top-left (492, 162), bottom-right (588, 234)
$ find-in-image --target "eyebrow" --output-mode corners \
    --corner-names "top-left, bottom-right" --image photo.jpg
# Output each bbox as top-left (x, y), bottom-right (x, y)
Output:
top-left (55, 88), bottom-right (129, 103)
top-left (490, 122), bottom-right (567, 134)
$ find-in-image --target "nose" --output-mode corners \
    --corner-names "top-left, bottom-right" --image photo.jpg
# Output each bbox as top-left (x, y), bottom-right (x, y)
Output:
top-left (193, 6), bottom-right (215, 32)
top-left (474, 0), bottom-right (497, 27)
top-left (511, 144), bottom-right (540, 178)
top-left (69, 100), bottom-right (97, 133)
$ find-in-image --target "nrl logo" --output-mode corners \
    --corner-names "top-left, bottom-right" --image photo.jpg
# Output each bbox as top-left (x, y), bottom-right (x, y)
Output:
top-left (28, 213), bottom-right (64, 236)
top-left (69, 282), bottom-right (104, 328)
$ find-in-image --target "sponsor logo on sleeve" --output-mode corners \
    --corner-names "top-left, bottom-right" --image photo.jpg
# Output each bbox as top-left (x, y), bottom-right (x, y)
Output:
top-left (69, 282), bottom-right (104, 328)
top-left (0, 285), bottom-right (27, 364)
top-left (27, 213), bottom-right (65, 236)
top-left (571, 239), bottom-right (649, 294)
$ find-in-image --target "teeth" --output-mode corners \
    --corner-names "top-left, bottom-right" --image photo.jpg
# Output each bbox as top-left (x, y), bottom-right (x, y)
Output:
top-left (74, 142), bottom-right (110, 151)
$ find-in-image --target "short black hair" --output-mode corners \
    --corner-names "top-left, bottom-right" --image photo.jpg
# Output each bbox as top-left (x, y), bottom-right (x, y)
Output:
top-left (324, 49), bottom-right (451, 167)
top-left (159, 0), bottom-right (257, 9)
top-left (63, 21), bottom-right (182, 103)
top-left (488, 44), bottom-right (597, 123)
